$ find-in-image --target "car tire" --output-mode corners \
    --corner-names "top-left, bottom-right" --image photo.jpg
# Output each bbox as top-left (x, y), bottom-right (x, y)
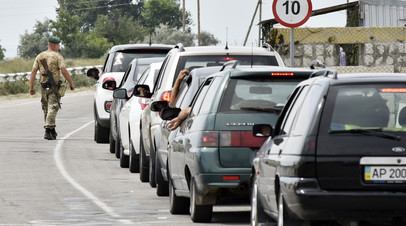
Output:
top-left (250, 173), bottom-right (270, 225)
top-left (109, 132), bottom-right (115, 154)
top-left (119, 143), bottom-right (129, 168)
top-left (114, 132), bottom-right (121, 159)
top-left (149, 144), bottom-right (156, 188)
top-left (156, 158), bottom-right (169, 196)
top-left (139, 134), bottom-right (149, 182)
top-left (94, 119), bottom-right (109, 143)
top-left (190, 179), bottom-right (212, 222)
top-left (129, 139), bottom-right (139, 173)
top-left (169, 177), bottom-right (189, 214)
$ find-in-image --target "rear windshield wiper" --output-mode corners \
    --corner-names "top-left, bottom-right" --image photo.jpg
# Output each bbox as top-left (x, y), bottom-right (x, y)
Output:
top-left (240, 106), bottom-right (282, 113)
top-left (329, 129), bottom-right (401, 141)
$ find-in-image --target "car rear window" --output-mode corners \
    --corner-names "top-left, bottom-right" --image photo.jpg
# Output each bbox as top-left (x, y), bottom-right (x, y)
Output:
top-left (173, 55), bottom-right (278, 86)
top-left (328, 84), bottom-right (406, 132)
top-left (218, 77), bottom-right (298, 114)
top-left (111, 50), bottom-right (169, 72)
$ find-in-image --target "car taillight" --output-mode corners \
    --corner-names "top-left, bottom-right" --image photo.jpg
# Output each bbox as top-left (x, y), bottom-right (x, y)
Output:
top-left (197, 131), bottom-right (219, 147)
top-left (220, 131), bottom-right (266, 148)
top-left (160, 91), bottom-right (171, 102)
top-left (221, 57), bottom-right (235, 61)
top-left (104, 101), bottom-right (112, 113)
top-left (138, 98), bottom-right (149, 110)
top-left (102, 77), bottom-right (116, 90)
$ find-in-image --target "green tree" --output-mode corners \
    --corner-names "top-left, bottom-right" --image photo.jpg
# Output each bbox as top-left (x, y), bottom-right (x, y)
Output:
top-left (51, 11), bottom-right (86, 58)
top-left (18, 19), bottom-right (52, 59)
top-left (84, 32), bottom-right (113, 58)
top-left (199, 31), bottom-right (220, 46)
top-left (0, 42), bottom-right (6, 60)
top-left (93, 12), bottom-right (147, 45)
top-left (142, 0), bottom-right (192, 32)
top-left (151, 24), bottom-right (194, 46)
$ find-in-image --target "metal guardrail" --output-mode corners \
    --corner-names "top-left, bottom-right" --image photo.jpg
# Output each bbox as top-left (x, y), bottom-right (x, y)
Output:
top-left (0, 65), bottom-right (103, 82)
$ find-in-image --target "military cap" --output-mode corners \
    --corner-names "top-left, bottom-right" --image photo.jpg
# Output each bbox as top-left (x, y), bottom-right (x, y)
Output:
top-left (48, 37), bottom-right (61, 44)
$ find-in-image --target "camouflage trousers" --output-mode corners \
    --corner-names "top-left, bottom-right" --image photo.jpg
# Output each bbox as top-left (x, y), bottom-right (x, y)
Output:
top-left (41, 88), bottom-right (60, 129)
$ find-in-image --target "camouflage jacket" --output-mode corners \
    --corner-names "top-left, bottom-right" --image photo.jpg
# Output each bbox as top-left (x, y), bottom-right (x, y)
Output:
top-left (32, 50), bottom-right (66, 84)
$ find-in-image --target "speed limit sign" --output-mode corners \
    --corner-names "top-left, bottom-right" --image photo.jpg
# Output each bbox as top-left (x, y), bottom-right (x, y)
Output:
top-left (273, 0), bottom-right (312, 28)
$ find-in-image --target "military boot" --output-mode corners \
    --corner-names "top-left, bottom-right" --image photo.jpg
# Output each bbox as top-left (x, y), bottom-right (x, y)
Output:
top-left (44, 128), bottom-right (55, 140)
top-left (50, 128), bottom-right (57, 139)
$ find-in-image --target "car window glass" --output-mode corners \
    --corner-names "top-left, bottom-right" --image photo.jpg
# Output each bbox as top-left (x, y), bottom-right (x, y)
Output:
top-left (138, 67), bottom-right (150, 84)
top-left (200, 77), bottom-right (222, 114)
top-left (280, 85), bottom-right (309, 135)
top-left (190, 79), bottom-right (212, 117)
top-left (292, 84), bottom-right (323, 135)
top-left (111, 50), bottom-right (168, 72)
top-left (327, 84), bottom-right (406, 131)
top-left (132, 64), bottom-right (149, 83)
top-left (102, 54), bottom-right (110, 73)
top-left (155, 54), bottom-right (171, 92)
top-left (119, 64), bottom-right (133, 87)
top-left (174, 84), bottom-right (190, 108)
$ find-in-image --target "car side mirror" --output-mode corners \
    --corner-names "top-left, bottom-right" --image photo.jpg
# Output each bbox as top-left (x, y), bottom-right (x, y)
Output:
top-left (134, 84), bottom-right (152, 97)
top-left (151, 101), bottom-right (169, 112)
top-left (160, 108), bottom-right (181, 120)
top-left (252, 124), bottom-right (273, 137)
top-left (87, 68), bottom-right (100, 80)
top-left (113, 88), bottom-right (127, 100)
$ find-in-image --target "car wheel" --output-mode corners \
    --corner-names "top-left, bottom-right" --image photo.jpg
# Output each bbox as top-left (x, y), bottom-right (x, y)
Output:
top-left (139, 134), bottom-right (149, 182)
top-left (109, 132), bottom-right (115, 154)
top-left (169, 177), bottom-right (189, 214)
top-left (149, 144), bottom-right (156, 188)
top-left (250, 173), bottom-right (269, 225)
top-left (129, 139), bottom-right (139, 173)
top-left (94, 119), bottom-right (109, 143)
top-left (119, 143), bottom-right (129, 168)
top-left (155, 158), bottom-right (169, 196)
top-left (114, 132), bottom-right (121, 159)
top-left (190, 179), bottom-right (212, 222)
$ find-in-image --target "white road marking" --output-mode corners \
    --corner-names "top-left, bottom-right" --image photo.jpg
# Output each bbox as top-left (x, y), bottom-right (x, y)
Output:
top-left (53, 120), bottom-right (134, 224)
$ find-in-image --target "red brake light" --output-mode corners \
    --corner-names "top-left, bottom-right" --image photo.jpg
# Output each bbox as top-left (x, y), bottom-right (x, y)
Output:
top-left (271, 72), bottom-right (294, 76)
top-left (198, 131), bottom-right (218, 147)
top-left (104, 101), bottom-right (112, 112)
top-left (220, 131), bottom-right (266, 148)
top-left (381, 88), bottom-right (406, 93)
top-left (160, 91), bottom-right (171, 102)
top-left (138, 98), bottom-right (149, 110)
top-left (222, 57), bottom-right (235, 61)
top-left (102, 77), bottom-right (116, 90)
top-left (223, 175), bottom-right (240, 181)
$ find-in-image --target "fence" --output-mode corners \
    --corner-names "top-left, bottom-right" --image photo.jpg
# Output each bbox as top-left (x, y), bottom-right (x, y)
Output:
top-left (0, 65), bottom-right (103, 82)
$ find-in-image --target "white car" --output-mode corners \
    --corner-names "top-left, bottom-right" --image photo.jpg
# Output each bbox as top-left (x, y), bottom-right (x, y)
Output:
top-left (116, 62), bottom-right (163, 172)
top-left (91, 44), bottom-right (173, 143)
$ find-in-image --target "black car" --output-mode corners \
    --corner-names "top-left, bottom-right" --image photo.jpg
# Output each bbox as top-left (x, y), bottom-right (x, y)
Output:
top-left (251, 70), bottom-right (406, 225)
top-left (110, 57), bottom-right (164, 158)
top-left (163, 65), bottom-right (315, 222)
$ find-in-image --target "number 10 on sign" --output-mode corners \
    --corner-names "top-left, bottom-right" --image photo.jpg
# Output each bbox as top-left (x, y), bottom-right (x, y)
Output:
top-left (273, 0), bottom-right (312, 28)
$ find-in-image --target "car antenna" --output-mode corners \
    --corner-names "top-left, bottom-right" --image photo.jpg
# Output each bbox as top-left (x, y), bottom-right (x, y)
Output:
top-left (225, 27), bottom-right (229, 50)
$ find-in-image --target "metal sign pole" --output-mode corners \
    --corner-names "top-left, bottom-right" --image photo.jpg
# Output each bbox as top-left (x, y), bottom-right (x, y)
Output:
top-left (290, 28), bottom-right (294, 67)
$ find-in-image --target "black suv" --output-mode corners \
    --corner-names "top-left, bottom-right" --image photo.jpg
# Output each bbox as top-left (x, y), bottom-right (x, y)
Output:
top-left (251, 70), bottom-right (406, 225)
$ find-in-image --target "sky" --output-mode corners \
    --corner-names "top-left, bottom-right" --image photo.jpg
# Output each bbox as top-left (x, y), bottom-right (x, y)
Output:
top-left (0, 0), bottom-right (356, 59)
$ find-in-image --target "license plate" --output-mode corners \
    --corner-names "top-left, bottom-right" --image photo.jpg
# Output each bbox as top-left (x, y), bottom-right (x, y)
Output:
top-left (365, 166), bottom-right (406, 183)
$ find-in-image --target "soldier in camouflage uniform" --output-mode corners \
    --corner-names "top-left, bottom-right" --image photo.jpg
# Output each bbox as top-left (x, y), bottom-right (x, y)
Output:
top-left (29, 37), bottom-right (75, 140)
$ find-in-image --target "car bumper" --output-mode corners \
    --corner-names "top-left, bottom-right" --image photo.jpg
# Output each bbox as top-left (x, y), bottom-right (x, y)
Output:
top-left (281, 177), bottom-right (406, 221)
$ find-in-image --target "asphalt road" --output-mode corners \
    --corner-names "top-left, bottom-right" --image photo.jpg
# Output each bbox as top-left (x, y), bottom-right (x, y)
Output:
top-left (0, 90), bottom-right (250, 225)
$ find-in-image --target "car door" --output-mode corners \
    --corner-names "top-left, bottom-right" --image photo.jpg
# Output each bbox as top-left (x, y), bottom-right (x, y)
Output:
top-left (258, 85), bottom-right (309, 213)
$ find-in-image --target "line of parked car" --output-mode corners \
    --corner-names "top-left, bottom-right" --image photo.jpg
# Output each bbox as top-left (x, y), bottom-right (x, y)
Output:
top-left (88, 43), bottom-right (406, 226)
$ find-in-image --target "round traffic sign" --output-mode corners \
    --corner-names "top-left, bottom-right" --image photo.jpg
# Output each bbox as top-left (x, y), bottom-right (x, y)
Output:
top-left (272, 0), bottom-right (312, 28)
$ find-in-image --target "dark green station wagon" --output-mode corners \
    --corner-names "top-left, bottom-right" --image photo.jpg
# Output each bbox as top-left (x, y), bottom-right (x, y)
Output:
top-left (163, 64), bottom-right (315, 222)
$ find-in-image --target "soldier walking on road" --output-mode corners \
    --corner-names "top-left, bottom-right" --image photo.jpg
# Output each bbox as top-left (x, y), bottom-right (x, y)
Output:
top-left (29, 37), bottom-right (75, 140)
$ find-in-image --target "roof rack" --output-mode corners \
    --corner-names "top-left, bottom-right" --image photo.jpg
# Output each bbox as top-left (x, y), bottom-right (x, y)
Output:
top-left (174, 43), bottom-right (185, 52)
top-left (262, 43), bottom-right (275, 52)
top-left (220, 60), bottom-right (239, 71)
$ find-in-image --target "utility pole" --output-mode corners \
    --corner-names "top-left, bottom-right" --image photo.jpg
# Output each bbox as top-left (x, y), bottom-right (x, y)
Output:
top-left (258, 0), bottom-right (262, 47)
top-left (58, 0), bottom-right (64, 11)
top-left (182, 0), bottom-right (186, 32)
top-left (197, 0), bottom-right (201, 46)
top-left (244, 0), bottom-right (260, 46)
